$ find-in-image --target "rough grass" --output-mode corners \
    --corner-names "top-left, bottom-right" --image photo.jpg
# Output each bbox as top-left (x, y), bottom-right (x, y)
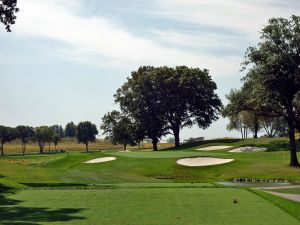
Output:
top-left (1, 187), bottom-right (299, 225)
top-left (3, 138), bottom-right (173, 155)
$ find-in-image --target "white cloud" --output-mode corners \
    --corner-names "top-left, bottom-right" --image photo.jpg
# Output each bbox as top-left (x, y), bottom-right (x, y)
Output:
top-left (154, 0), bottom-right (300, 39)
top-left (10, 0), bottom-right (299, 77)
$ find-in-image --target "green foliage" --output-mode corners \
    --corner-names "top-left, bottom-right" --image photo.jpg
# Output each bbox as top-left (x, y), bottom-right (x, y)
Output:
top-left (101, 111), bottom-right (137, 150)
top-left (115, 66), bottom-right (222, 149)
top-left (65, 122), bottom-right (77, 138)
top-left (0, 0), bottom-right (19, 32)
top-left (0, 125), bottom-right (18, 155)
top-left (50, 125), bottom-right (64, 138)
top-left (16, 125), bottom-right (35, 154)
top-left (35, 126), bottom-right (54, 153)
top-left (243, 15), bottom-right (300, 166)
top-left (76, 121), bottom-right (98, 152)
top-left (53, 134), bottom-right (61, 150)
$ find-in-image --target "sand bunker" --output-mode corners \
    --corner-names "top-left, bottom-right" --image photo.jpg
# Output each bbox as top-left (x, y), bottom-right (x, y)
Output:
top-left (229, 146), bottom-right (267, 153)
top-left (177, 157), bottom-right (234, 167)
top-left (196, 146), bottom-right (232, 151)
top-left (84, 157), bottom-right (116, 164)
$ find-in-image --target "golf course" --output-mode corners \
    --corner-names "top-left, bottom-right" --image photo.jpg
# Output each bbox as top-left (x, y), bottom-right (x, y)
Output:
top-left (1, 1), bottom-right (300, 224)
top-left (1, 138), bottom-right (300, 224)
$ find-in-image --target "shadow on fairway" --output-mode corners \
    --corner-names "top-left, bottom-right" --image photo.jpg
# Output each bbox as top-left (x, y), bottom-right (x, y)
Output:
top-left (0, 183), bottom-right (84, 225)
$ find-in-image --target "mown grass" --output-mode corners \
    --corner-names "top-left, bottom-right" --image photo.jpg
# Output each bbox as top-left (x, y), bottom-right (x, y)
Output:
top-left (250, 189), bottom-right (300, 222)
top-left (0, 137), bottom-right (300, 224)
top-left (270, 187), bottom-right (300, 195)
top-left (1, 187), bottom-right (299, 225)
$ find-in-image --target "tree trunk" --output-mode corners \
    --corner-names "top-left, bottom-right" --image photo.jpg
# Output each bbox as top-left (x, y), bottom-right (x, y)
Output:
top-left (286, 102), bottom-right (300, 167)
top-left (253, 114), bottom-right (259, 138)
top-left (48, 144), bottom-right (51, 152)
top-left (287, 119), bottom-right (300, 167)
top-left (123, 143), bottom-right (127, 151)
top-left (39, 144), bottom-right (44, 154)
top-left (173, 126), bottom-right (180, 148)
top-left (152, 138), bottom-right (158, 151)
top-left (55, 144), bottom-right (57, 152)
top-left (22, 142), bottom-right (26, 155)
top-left (85, 143), bottom-right (89, 152)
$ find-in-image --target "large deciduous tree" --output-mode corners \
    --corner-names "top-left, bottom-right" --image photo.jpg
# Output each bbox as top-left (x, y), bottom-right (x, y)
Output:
top-left (115, 66), bottom-right (168, 151)
top-left (0, 0), bottom-right (19, 32)
top-left (101, 111), bottom-right (137, 150)
top-left (154, 66), bottom-right (222, 147)
top-left (16, 125), bottom-right (35, 154)
top-left (76, 121), bottom-right (98, 152)
top-left (115, 66), bottom-right (222, 149)
top-left (0, 126), bottom-right (18, 156)
top-left (243, 15), bottom-right (300, 167)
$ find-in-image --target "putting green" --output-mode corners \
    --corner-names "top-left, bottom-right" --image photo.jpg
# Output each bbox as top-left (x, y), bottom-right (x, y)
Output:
top-left (2, 187), bottom-right (299, 225)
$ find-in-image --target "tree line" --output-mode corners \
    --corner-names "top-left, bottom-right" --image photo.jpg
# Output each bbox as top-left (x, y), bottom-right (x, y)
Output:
top-left (0, 122), bottom-right (98, 155)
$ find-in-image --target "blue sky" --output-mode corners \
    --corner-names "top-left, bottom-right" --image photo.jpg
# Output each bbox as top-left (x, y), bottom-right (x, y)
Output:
top-left (0, 0), bottom-right (299, 140)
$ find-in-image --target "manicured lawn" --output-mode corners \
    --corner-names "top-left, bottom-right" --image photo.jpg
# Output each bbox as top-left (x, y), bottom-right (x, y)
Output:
top-left (1, 187), bottom-right (299, 225)
top-left (0, 138), bottom-right (300, 224)
top-left (271, 188), bottom-right (300, 195)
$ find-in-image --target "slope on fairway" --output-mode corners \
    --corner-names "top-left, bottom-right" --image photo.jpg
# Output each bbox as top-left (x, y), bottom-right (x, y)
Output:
top-left (1, 187), bottom-right (299, 225)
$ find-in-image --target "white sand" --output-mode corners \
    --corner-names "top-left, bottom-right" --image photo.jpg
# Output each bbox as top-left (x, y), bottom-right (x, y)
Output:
top-left (196, 146), bottom-right (232, 151)
top-left (177, 157), bottom-right (234, 167)
top-left (84, 157), bottom-right (117, 164)
top-left (229, 146), bottom-right (267, 153)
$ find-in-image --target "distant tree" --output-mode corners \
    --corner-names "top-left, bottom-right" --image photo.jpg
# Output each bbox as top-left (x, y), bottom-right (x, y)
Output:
top-left (50, 125), bottom-right (64, 138)
top-left (223, 88), bottom-right (261, 138)
top-left (35, 126), bottom-right (53, 154)
top-left (185, 137), bottom-right (196, 143)
top-left (76, 121), bottom-right (98, 152)
top-left (0, 126), bottom-right (18, 156)
top-left (65, 122), bottom-right (76, 138)
top-left (226, 112), bottom-right (251, 139)
top-left (101, 111), bottom-right (137, 150)
top-left (260, 116), bottom-right (288, 137)
top-left (166, 137), bottom-right (175, 144)
top-left (0, 0), bottom-right (19, 32)
top-left (243, 15), bottom-right (300, 167)
top-left (16, 125), bottom-right (35, 154)
top-left (53, 134), bottom-right (61, 151)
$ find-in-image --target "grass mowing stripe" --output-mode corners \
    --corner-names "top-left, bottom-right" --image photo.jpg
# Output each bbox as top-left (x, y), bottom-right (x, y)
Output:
top-left (248, 188), bottom-right (300, 222)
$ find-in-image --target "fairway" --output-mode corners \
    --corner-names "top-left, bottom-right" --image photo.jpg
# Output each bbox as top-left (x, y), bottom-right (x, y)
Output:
top-left (0, 138), bottom-right (300, 224)
top-left (1, 187), bottom-right (299, 225)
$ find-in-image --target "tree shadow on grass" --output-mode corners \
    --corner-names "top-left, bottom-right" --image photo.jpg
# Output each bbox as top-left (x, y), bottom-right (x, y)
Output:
top-left (0, 183), bottom-right (84, 225)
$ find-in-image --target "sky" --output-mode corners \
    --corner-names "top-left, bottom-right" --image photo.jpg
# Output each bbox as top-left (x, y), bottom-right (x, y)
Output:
top-left (0, 0), bottom-right (299, 141)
